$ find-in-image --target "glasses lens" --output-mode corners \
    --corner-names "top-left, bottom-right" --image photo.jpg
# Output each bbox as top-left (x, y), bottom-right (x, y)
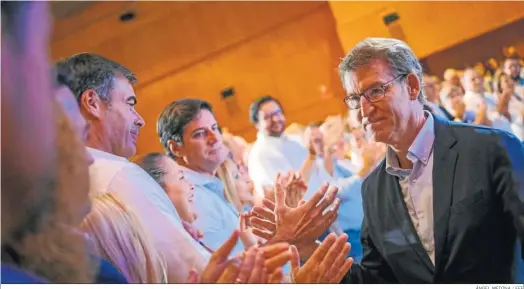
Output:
top-left (365, 87), bottom-right (385, 102)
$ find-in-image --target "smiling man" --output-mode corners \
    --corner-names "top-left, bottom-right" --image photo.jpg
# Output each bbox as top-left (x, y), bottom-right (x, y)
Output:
top-left (338, 37), bottom-right (524, 283)
top-left (247, 96), bottom-right (334, 200)
top-left (55, 54), bottom-right (210, 282)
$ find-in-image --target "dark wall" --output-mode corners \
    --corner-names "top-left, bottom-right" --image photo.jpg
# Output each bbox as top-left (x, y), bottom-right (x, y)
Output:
top-left (422, 18), bottom-right (524, 78)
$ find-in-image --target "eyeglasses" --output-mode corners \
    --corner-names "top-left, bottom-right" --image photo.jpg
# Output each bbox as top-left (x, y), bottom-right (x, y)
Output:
top-left (263, 109), bottom-right (283, 120)
top-left (344, 74), bottom-right (407, 110)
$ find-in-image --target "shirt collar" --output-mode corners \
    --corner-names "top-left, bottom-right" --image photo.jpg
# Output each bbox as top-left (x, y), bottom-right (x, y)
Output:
top-left (256, 132), bottom-right (293, 143)
top-left (181, 166), bottom-right (224, 194)
top-left (385, 111), bottom-right (435, 177)
top-left (181, 166), bottom-right (240, 216)
top-left (87, 147), bottom-right (128, 162)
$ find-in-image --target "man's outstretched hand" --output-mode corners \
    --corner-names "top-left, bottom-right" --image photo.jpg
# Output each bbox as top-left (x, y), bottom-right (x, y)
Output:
top-left (248, 183), bottom-right (341, 253)
top-left (290, 233), bottom-right (353, 283)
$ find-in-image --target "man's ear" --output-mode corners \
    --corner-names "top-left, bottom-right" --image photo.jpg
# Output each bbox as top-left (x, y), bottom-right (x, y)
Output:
top-left (167, 139), bottom-right (182, 158)
top-left (79, 89), bottom-right (103, 120)
top-left (406, 73), bottom-right (421, 101)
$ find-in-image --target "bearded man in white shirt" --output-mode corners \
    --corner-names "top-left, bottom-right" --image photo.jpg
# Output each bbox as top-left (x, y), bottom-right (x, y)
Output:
top-left (248, 96), bottom-right (345, 200)
top-left (55, 54), bottom-right (209, 282)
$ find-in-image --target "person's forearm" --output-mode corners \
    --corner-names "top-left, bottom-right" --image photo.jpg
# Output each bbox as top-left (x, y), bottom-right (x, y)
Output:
top-left (323, 152), bottom-right (335, 176)
top-left (240, 230), bottom-right (259, 249)
top-left (298, 154), bottom-right (316, 183)
top-left (474, 117), bottom-right (491, 126)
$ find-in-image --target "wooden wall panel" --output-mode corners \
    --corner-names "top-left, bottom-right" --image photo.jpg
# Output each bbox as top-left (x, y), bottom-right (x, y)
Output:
top-left (133, 3), bottom-right (347, 154)
top-left (52, 1), bottom-right (325, 87)
top-left (53, 1), bottom-right (523, 155)
top-left (330, 1), bottom-right (524, 58)
top-left (51, 2), bottom-right (347, 154)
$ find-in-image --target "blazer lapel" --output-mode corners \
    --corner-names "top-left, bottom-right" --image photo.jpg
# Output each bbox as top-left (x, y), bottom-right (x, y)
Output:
top-left (385, 172), bottom-right (435, 274)
top-left (432, 117), bottom-right (458, 272)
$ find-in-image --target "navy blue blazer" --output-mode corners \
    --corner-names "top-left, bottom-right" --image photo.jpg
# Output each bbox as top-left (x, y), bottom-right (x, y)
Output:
top-left (342, 116), bottom-right (524, 283)
top-left (95, 258), bottom-right (128, 284)
top-left (1, 264), bottom-right (46, 284)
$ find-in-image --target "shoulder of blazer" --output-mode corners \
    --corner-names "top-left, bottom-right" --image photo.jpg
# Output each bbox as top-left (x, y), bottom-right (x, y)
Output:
top-left (361, 158), bottom-right (387, 203)
top-left (435, 115), bottom-right (517, 149)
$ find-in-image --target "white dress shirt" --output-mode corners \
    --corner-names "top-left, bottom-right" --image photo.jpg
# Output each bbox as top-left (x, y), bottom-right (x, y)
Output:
top-left (463, 91), bottom-right (497, 112)
top-left (248, 133), bottom-right (350, 200)
top-left (385, 112), bottom-right (436, 264)
top-left (248, 133), bottom-right (309, 195)
top-left (508, 94), bottom-right (524, 141)
top-left (87, 148), bottom-right (210, 282)
top-left (463, 91), bottom-right (515, 134)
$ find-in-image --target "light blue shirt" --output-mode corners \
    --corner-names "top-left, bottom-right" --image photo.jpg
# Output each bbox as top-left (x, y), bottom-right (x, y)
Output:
top-left (385, 111), bottom-right (436, 264)
top-left (182, 167), bottom-right (244, 256)
top-left (385, 112), bottom-right (435, 178)
top-left (332, 174), bottom-right (364, 232)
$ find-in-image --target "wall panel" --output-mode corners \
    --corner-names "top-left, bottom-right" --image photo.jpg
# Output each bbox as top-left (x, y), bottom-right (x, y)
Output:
top-left (134, 3), bottom-right (347, 153)
top-left (330, 1), bottom-right (524, 58)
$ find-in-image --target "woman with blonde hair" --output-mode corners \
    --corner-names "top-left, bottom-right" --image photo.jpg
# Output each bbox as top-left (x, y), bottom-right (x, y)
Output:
top-left (133, 153), bottom-right (258, 250)
top-left (80, 194), bottom-right (167, 283)
top-left (215, 156), bottom-right (259, 248)
top-left (216, 157), bottom-right (255, 213)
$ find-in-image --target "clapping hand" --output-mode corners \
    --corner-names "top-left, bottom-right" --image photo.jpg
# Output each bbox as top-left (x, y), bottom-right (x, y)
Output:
top-left (196, 230), bottom-right (244, 283)
top-left (276, 172), bottom-right (308, 208)
top-left (290, 233), bottom-right (353, 283)
top-left (475, 100), bottom-right (492, 126)
top-left (190, 230), bottom-right (291, 283)
top-left (248, 183), bottom-right (340, 252)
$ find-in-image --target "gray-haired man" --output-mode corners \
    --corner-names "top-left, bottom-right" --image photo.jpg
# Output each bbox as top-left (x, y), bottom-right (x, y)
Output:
top-left (335, 37), bottom-right (524, 283)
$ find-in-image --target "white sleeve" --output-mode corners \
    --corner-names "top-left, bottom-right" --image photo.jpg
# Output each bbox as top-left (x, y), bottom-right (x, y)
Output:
top-left (248, 149), bottom-right (295, 195)
top-left (107, 166), bottom-right (210, 282)
top-left (329, 175), bottom-right (363, 201)
top-left (489, 113), bottom-right (515, 134)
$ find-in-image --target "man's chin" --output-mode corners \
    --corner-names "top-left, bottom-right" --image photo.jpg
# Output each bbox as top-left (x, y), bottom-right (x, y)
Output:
top-left (121, 145), bottom-right (137, 159)
top-left (269, 130), bottom-right (283, 137)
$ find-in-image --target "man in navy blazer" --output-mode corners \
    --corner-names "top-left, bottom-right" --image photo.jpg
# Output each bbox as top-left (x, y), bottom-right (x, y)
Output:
top-left (337, 37), bottom-right (524, 283)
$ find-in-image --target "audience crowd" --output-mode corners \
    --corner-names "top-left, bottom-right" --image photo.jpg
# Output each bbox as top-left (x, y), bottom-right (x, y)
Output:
top-left (2, 2), bottom-right (523, 284)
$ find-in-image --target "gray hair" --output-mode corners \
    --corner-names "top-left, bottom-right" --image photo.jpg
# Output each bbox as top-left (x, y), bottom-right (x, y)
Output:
top-left (54, 53), bottom-right (137, 103)
top-left (157, 98), bottom-right (214, 158)
top-left (339, 37), bottom-right (425, 103)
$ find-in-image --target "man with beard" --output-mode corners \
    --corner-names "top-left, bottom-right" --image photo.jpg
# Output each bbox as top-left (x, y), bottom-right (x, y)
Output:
top-left (247, 96), bottom-right (340, 200)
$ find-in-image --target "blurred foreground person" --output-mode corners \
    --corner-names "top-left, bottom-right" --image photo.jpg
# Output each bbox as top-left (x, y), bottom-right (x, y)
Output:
top-left (1, 1), bottom-right (58, 283)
